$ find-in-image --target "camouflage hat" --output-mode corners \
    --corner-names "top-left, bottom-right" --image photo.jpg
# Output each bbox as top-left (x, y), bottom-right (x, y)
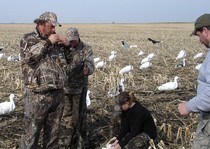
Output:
top-left (34, 12), bottom-right (61, 27)
top-left (191, 14), bottom-right (210, 36)
top-left (66, 27), bottom-right (79, 41)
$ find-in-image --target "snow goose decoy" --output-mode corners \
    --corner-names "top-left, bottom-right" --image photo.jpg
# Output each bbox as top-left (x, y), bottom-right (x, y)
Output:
top-left (95, 60), bottom-right (106, 69)
top-left (94, 57), bottom-right (101, 63)
top-left (157, 76), bottom-right (179, 91)
top-left (140, 61), bottom-right (152, 70)
top-left (119, 65), bottom-right (133, 75)
top-left (147, 53), bottom-right (155, 59)
top-left (140, 57), bottom-right (151, 64)
top-left (176, 50), bottom-right (186, 60)
top-left (195, 63), bottom-right (202, 70)
top-left (138, 50), bottom-right (144, 56)
top-left (193, 52), bottom-right (205, 59)
top-left (0, 94), bottom-right (15, 115)
top-left (108, 54), bottom-right (116, 62)
top-left (0, 53), bottom-right (6, 59)
top-left (140, 53), bottom-right (154, 64)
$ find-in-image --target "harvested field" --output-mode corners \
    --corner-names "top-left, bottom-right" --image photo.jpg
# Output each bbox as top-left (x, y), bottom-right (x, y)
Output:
top-left (0, 23), bottom-right (204, 149)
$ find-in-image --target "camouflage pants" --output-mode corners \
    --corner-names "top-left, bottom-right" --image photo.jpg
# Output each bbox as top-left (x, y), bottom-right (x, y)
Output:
top-left (192, 113), bottom-right (210, 149)
top-left (124, 133), bottom-right (150, 149)
top-left (63, 88), bottom-right (88, 149)
top-left (20, 89), bottom-right (64, 149)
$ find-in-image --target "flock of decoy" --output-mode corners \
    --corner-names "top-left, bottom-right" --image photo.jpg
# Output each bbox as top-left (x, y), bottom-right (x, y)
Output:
top-left (0, 38), bottom-right (205, 116)
top-left (93, 38), bottom-right (205, 100)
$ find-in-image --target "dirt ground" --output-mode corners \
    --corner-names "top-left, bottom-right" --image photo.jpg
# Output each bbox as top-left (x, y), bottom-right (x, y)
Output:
top-left (0, 23), bottom-right (205, 149)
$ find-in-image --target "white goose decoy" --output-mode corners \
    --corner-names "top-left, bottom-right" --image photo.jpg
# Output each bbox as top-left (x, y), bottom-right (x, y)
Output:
top-left (95, 61), bottom-right (106, 69)
top-left (94, 57), bottom-right (101, 63)
top-left (140, 61), bottom-right (152, 70)
top-left (130, 45), bottom-right (138, 48)
top-left (0, 53), bottom-right (6, 59)
top-left (140, 57), bottom-right (151, 64)
top-left (138, 50), bottom-right (144, 56)
top-left (193, 52), bottom-right (205, 59)
top-left (108, 54), bottom-right (116, 62)
top-left (0, 94), bottom-right (15, 115)
top-left (195, 63), bottom-right (202, 70)
top-left (147, 53), bottom-right (155, 59)
top-left (86, 90), bottom-right (91, 107)
top-left (157, 76), bottom-right (179, 91)
top-left (119, 65), bottom-right (133, 75)
top-left (176, 50), bottom-right (186, 60)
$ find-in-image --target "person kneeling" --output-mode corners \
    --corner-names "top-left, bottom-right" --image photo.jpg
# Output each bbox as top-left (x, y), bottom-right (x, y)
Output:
top-left (112, 91), bottom-right (157, 149)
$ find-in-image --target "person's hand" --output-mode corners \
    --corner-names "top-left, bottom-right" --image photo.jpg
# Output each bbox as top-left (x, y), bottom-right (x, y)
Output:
top-left (113, 143), bottom-right (121, 149)
top-left (48, 34), bottom-right (60, 44)
top-left (178, 101), bottom-right (189, 115)
top-left (58, 36), bottom-right (70, 46)
top-left (111, 139), bottom-right (119, 147)
top-left (83, 66), bottom-right (89, 76)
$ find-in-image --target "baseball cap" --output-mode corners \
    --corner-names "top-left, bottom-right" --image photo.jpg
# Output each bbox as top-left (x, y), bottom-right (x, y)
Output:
top-left (116, 92), bottom-right (130, 106)
top-left (34, 12), bottom-right (62, 27)
top-left (191, 14), bottom-right (210, 36)
top-left (66, 27), bottom-right (79, 41)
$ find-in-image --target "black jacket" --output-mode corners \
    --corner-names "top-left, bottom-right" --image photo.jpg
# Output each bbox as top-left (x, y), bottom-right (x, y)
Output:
top-left (117, 101), bottom-right (157, 147)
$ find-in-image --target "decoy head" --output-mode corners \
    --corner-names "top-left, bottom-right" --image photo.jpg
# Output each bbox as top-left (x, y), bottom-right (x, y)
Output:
top-left (9, 94), bottom-right (15, 100)
top-left (174, 76), bottom-right (179, 81)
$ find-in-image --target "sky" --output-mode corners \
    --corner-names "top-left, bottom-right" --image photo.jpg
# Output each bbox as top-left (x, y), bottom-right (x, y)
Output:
top-left (0, 0), bottom-right (209, 24)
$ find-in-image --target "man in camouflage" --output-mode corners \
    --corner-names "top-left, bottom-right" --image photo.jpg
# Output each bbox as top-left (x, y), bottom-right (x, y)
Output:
top-left (20, 12), bottom-right (69, 149)
top-left (63, 27), bottom-right (95, 149)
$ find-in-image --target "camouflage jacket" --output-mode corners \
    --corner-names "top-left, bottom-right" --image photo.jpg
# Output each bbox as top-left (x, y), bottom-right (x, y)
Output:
top-left (64, 40), bottom-right (95, 94)
top-left (20, 27), bottom-right (67, 93)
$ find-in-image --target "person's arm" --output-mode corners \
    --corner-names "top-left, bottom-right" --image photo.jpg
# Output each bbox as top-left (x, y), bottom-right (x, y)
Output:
top-left (119, 112), bottom-right (143, 147)
top-left (20, 37), bottom-right (50, 67)
top-left (20, 34), bottom-right (60, 67)
top-left (83, 45), bottom-right (95, 76)
top-left (116, 112), bottom-right (130, 142)
top-left (186, 61), bottom-right (210, 112)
